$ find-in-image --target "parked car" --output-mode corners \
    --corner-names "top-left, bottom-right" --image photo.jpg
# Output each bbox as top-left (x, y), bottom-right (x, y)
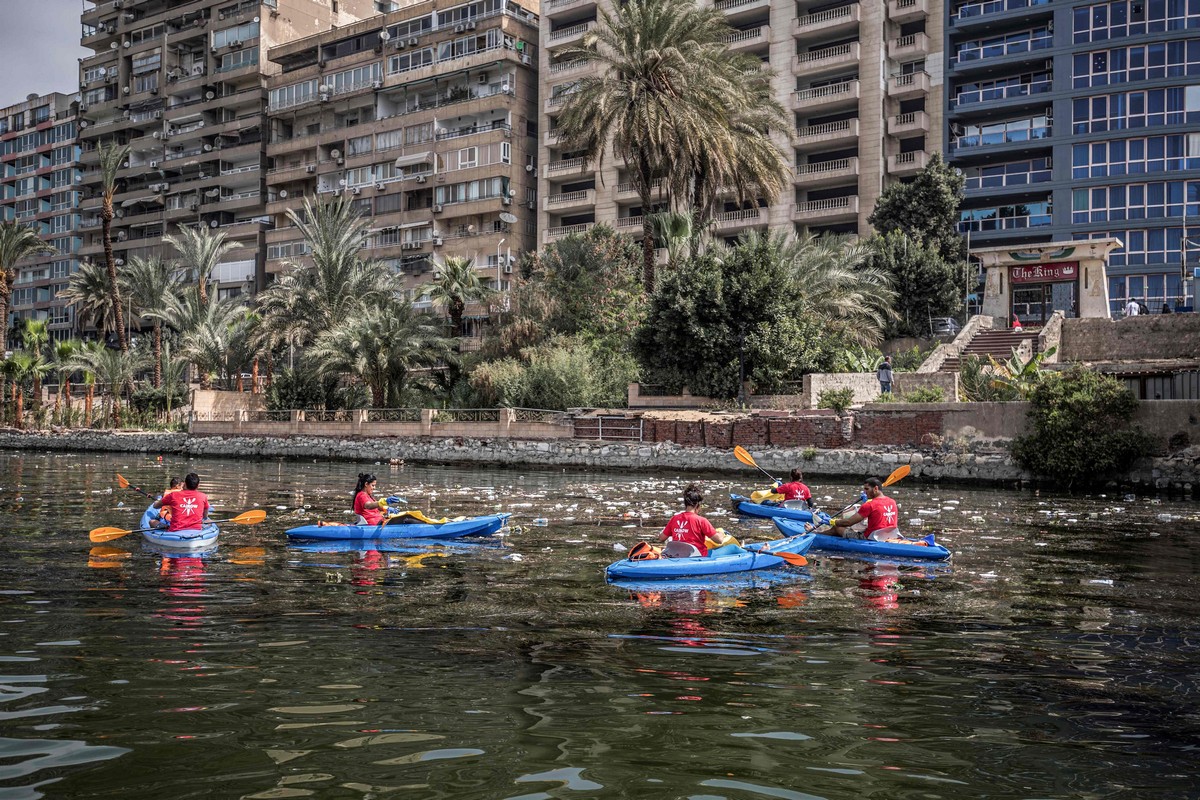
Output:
top-left (929, 317), bottom-right (961, 337)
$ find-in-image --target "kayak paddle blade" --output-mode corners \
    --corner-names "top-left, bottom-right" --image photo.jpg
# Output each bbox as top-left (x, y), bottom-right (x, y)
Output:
top-left (222, 510), bottom-right (266, 525)
top-left (89, 527), bottom-right (134, 543)
top-left (774, 551), bottom-right (808, 567)
top-left (883, 465), bottom-right (911, 487)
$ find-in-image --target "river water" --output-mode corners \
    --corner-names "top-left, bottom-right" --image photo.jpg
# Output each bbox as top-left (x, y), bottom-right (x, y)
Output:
top-left (1, 450), bottom-right (1198, 799)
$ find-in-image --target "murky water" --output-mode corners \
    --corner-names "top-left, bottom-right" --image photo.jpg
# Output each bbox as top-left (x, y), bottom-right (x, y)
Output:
top-left (1, 450), bottom-right (1198, 799)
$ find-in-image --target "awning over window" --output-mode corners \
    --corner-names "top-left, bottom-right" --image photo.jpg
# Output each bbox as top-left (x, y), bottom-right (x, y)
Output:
top-left (394, 151), bottom-right (432, 168)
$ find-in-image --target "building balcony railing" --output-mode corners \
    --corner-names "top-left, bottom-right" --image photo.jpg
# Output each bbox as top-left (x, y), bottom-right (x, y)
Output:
top-left (792, 42), bottom-right (860, 75)
top-left (952, 34), bottom-right (1052, 67)
top-left (544, 0), bottom-right (596, 16)
top-left (548, 59), bottom-right (588, 76)
top-left (547, 21), bottom-right (594, 46)
top-left (544, 222), bottom-right (595, 242)
top-left (543, 157), bottom-right (592, 177)
top-left (542, 188), bottom-right (596, 211)
top-left (792, 80), bottom-right (860, 111)
top-left (952, 79), bottom-right (1052, 108)
top-left (888, 110), bottom-right (930, 136)
top-left (888, 0), bottom-right (929, 22)
top-left (615, 215), bottom-right (644, 231)
top-left (615, 179), bottom-right (666, 199)
top-left (794, 118), bottom-right (859, 149)
top-left (887, 70), bottom-right (931, 98)
top-left (888, 150), bottom-right (929, 175)
top-left (793, 195), bottom-right (860, 221)
top-left (952, 0), bottom-right (1052, 23)
top-left (726, 26), bottom-right (766, 50)
top-left (714, 0), bottom-right (769, 13)
top-left (953, 126), bottom-right (1050, 150)
top-left (964, 168), bottom-right (1052, 191)
top-left (713, 207), bottom-right (766, 229)
top-left (792, 4), bottom-right (860, 39)
top-left (958, 212), bottom-right (1052, 233)
top-left (793, 157), bottom-right (859, 186)
top-left (888, 31), bottom-right (930, 59)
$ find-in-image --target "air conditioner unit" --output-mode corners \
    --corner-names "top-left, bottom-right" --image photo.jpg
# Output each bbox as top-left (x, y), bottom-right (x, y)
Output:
top-left (433, 237), bottom-right (443, 246)
top-left (210, 46), bottom-right (219, 54)
top-left (396, 41), bottom-right (406, 49)
top-left (375, 182), bottom-right (385, 190)
top-left (319, 93), bottom-right (330, 102)
top-left (192, 64), bottom-right (206, 76)
top-left (116, 231), bottom-right (127, 240)
top-left (153, 110), bottom-right (162, 118)
top-left (409, 38), bottom-right (418, 45)
top-left (501, 197), bottom-right (511, 205)
top-left (188, 202), bottom-right (198, 210)
top-left (524, 200), bottom-right (536, 210)
top-left (203, 143), bottom-right (213, 151)
top-left (415, 175), bottom-right (426, 183)
top-left (305, 164), bottom-right (316, 173)
top-left (467, 21), bottom-right (476, 30)
top-left (504, 263), bottom-right (513, 274)
top-left (372, 80), bottom-right (383, 89)
top-left (433, 204), bottom-right (443, 213)
top-left (478, 73), bottom-right (488, 84)
top-left (151, 130), bottom-right (160, 138)
top-left (114, 257), bottom-right (125, 265)
top-left (149, 160), bottom-right (159, 168)
top-left (352, 187), bottom-right (361, 195)
top-left (336, 158), bottom-right (344, 165)
top-left (454, 24), bottom-right (464, 32)
top-left (229, 40), bottom-right (242, 49)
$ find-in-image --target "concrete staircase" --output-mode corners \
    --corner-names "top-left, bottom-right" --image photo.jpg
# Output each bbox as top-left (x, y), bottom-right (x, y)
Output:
top-left (938, 328), bottom-right (1040, 372)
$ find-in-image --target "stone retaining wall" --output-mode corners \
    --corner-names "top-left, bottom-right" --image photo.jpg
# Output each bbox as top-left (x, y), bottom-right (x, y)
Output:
top-left (0, 429), bottom-right (1194, 492)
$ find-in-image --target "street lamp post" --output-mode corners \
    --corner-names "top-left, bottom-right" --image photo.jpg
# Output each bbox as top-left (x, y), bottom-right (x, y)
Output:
top-left (496, 238), bottom-right (505, 296)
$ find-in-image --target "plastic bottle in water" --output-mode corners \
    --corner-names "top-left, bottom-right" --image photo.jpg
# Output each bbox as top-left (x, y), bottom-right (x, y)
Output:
top-left (531, 517), bottom-right (549, 527)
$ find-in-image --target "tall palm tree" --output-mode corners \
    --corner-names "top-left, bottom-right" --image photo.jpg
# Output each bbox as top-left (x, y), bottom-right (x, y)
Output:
top-left (429, 255), bottom-right (492, 339)
top-left (5, 351), bottom-right (50, 429)
top-left (310, 299), bottom-right (451, 407)
top-left (124, 255), bottom-right (181, 387)
top-left (556, 0), bottom-right (785, 289)
top-left (20, 318), bottom-right (51, 420)
top-left (97, 141), bottom-right (131, 351)
top-left (59, 259), bottom-right (121, 337)
top-left (69, 340), bottom-right (143, 426)
top-left (164, 225), bottom-right (241, 306)
top-left (50, 339), bottom-right (78, 425)
top-left (155, 292), bottom-right (251, 390)
top-left (0, 221), bottom-right (54, 351)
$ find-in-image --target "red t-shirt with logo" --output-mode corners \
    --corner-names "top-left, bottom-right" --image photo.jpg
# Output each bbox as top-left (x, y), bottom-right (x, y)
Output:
top-left (160, 489), bottom-right (210, 532)
top-left (858, 495), bottom-right (899, 535)
top-left (661, 511), bottom-right (718, 556)
top-left (776, 481), bottom-right (811, 502)
top-left (354, 491), bottom-right (385, 526)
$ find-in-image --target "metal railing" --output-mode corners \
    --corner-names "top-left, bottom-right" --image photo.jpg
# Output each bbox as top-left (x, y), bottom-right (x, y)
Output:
top-left (795, 4), bottom-right (856, 28)
top-left (512, 407), bottom-right (570, 425)
top-left (366, 408), bottom-right (421, 422)
top-left (574, 416), bottom-right (644, 442)
top-left (303, 409), bottom-right (352, 422)
top-left (247, 409), bottom-right (291, 422)
top-left (433, 408), bottom-right (502, 423)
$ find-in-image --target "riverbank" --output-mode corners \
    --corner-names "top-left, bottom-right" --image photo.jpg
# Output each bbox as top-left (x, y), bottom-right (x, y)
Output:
top-left (0, 428), bottom-right (1196, 494)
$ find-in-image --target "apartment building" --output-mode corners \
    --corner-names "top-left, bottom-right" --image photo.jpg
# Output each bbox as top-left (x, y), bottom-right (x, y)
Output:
top-left (264, 0), bottom-right (541, 320)
top-left (538, 0), bottom-right (944, 248)
top-left (0, 93), bottom-right (81, 346)
top-left (77, 0), bottom-right (375, 300)
top-left (946, 0), bottom-right (1200, 318)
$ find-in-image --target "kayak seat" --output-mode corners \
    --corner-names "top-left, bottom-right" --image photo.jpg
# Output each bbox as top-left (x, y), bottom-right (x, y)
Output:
top-left (663, 540), bottom-right (703, 559)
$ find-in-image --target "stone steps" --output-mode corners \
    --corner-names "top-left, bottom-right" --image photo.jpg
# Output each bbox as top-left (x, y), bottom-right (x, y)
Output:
top-left (941, 329), bottom-right (1041, 372)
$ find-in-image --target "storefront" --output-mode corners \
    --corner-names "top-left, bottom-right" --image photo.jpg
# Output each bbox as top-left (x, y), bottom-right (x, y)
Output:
top-left (1009, 261), bottom-right (1079, 325)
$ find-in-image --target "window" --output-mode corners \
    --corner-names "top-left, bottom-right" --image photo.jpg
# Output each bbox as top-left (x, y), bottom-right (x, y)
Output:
top-left (219, 47), bottom-right (258, 73)
top-left (958, 198), bottom-right (1053, 232)
top-left (134, 72), bottom-right (158, 94)
top-left (388, 48), bottom-right (434, 74)
top-left (1071, 179), bottom-right (1200, 222)
top-left (131, 50), bottom-right (161, 74)
top-left (212, 20), bottom-right (260, 49)
top-left (1072, 86), bottom-right (1200, 133)
top-left (1074, 0), bottom-right (1200, 43)
top-left (458, 146), bottom-right (477, 168)
top-left (269, 79), bottom-right (318, 111)
top-left (954, 113), bottom-right (1051, 148)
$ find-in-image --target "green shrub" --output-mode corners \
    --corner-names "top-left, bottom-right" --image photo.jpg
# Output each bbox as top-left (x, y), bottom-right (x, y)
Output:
top-left (903, 386), bottom-right (945, 403)
top-left (266, 367), bottom-right (346, 410)
top-left (1011, 365), bottom-right (1153, 486)
top-left (817, 387), bottom-right (855, 413)
top-left (129, 385), bottom-right (188, 413)
top-left (802, 446), bottom-right (818, 461)
top-left (873, 392), bottom-right (898, 403)
top-left (890, 344), bottom-right (929, 372)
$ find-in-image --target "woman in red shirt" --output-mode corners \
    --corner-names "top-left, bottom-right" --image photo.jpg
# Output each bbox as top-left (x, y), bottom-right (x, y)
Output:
top-left (775, 468), bottom-right (813, 508)
top-left (353, 473), bottom-right (391, 526)
top-left (659, 484), bottom-right (731, 557)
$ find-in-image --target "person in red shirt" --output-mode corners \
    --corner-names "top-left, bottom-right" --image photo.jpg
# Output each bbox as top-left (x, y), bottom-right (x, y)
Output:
top-left (774, 468), bottom-right (813, 508)
top-left (352, 473), bottom-right (403, 527)
top-left (659, 484), bottom-right (731, 557)
top-left (152, 472), bottom-right (211, 532)
top-left (827, 477), bottom-right (902, 542)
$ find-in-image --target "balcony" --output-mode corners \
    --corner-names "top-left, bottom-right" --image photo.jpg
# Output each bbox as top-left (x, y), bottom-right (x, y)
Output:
top-left (792, 43), bottom-right (860, 77)
top-left (888, 32), bottom-right (929, 59)
top-left (792, 80), bottom-right (860, 113)
top-left (616, 179), bottom-right (666, 201)
top-left (793, 157), bottom-right (859, 188)
top-left (952, 0), bottom-right (1053, 27)
top-left (726, 27), bottom-right (766, 52)
top-left (547, 59), bottom-right (588, 78)
top-left (951, 79), bottom-right (1052, 110)
top-left (792, 4), bottom-right (860, 40)
top-left (543, 188), bottom-right (596, 213)
top-left (615, 215), bottom-right (644, 233)
top-left (713, 207), bottom-right (766, 232)
top-left (792, 196), bottom-right (860, 223)
top-left (889, 0), bottom-right (928, 21)
top-left (888, 110), bottom-right (930, 136)
top-left (887, 71), bottom-right (931, 99)
top-left (544, 222), bottom-right (595, 243)
top-left (951, 34), bottom-right (1052, 70)
top-left (547, 21), bottom-right (594, 48)
top-left (545, 92), bottom-right (577, 115)
top-left (713, 0), bottom-right (771, 20)
top-left (888, 150), bottom-right (928, 175)
top-left (543, 0), bottom-right (596, 18)
top-left (794, 118), bottom-right (860, 150)
top-left (543, 157), bottom-right (593, 178)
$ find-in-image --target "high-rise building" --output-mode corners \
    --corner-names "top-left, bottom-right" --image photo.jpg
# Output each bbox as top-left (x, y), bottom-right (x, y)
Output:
top-left (537, 0), bottom-right (944, 247)
top-left (946, 0), bottom-right (1200, 318)
top-left (263, 0), bottom-right (541, 327)
top-left (0, 92), bottom-right (81, 345)
top-left (77, 0), bottom-right (375, 300)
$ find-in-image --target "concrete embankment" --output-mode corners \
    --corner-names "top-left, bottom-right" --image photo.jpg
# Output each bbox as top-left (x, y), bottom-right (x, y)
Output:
top-left (0, 429), bottom-right (1195, 494)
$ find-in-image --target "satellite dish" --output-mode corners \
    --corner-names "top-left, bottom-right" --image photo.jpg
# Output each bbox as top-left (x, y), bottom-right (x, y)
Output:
top-left (208, 218), bottom-right (219, 228)
top-left (499, 212), bottom-right (517, 224)
top-left (278, 189), bottom-right (288, 198)
top-left (379, 31), bottom-right (391, 41)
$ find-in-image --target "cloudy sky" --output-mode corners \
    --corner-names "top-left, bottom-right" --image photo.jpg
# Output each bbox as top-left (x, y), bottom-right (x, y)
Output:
top-left (0, 0), bottom-right (88, 104)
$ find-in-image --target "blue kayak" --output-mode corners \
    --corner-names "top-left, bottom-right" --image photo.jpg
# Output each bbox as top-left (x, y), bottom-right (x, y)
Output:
top-left (285, 513), bottom-right (511, 541)
top-left (774, 518), bottom-right (952, 561)
top-left (287, 537), bottom-right (506, 554)
top-left (605, 534), bottom-right (815, 580)
top-left (730, 494), bottom-right (818, 523)
top-left (139, 503), bottom-right (219, 550)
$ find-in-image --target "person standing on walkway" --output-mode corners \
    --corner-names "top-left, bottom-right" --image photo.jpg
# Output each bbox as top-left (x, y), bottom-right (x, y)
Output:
top-left (1125, 297), bottom-right (1140, 317)
top-left (877, 356), bottom-right (893, 396)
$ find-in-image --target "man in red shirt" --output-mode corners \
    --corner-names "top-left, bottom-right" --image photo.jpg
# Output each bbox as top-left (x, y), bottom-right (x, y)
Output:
top-left (774, 468), bottom-right (813, 508)
top-left (659, 484), bottom-right (731, 557)
top-left (152, 472), bottom-right (211, 532)
top-left (827, 477), bottom-right (901, 542)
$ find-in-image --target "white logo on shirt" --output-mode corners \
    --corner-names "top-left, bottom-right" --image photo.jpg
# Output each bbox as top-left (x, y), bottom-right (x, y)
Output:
top-left (179, 497), bottom-right (198, 515)
top-left (883, 506), bottom-right (897, 524)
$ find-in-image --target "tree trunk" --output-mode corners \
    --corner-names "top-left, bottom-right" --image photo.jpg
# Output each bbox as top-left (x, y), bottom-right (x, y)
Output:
top-left (53, 381), bottom-right (62, 424)
top-left (15, 386), bottom-right (23, 430)
top-left (641, 211), bottom-right (656, 293)
top-left (63, 381), bottom-right (72, 426)
top-left (251, 358), bottom-right (259, 393)
top-left (450, 300), bottom-right (465, 339)
top-left (0, 276), bottom-right (10, 353)
top-left (264, 351), bottom-right (273, 388)
top-left (236, 372), bottom-right (244, 392)
top-left (153, 321), bottom-right (162, 388)
top-left (101, 198), bottom-right (128, 351)
top-left (85, 384), bottom-right (93, 427)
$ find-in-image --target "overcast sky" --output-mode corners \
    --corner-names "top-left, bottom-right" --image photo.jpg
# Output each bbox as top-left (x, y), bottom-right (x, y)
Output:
top-left (0, 0), bottom-right (88, 106)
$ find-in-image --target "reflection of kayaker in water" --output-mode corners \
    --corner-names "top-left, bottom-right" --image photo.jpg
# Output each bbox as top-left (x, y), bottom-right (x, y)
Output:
top-left (659, 484), bottom-right (731, 557)
top-left (827, 477), bottom-right (904, 543)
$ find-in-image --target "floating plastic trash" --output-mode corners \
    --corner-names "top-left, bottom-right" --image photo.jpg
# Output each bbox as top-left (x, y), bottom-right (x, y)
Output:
top-left (531, 518), bottom-right (549, 527)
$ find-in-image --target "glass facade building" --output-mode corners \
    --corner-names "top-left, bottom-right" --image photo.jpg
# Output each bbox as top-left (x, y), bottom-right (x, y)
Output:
top-left (946, 0), bottom-right (1200, 316)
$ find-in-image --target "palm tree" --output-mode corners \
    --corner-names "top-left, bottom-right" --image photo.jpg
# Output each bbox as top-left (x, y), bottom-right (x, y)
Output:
top-left (124, 255), bottom-right (181, 387)
top-left (556, 0), bottom-right (786, 289)
top-left (156, 291), bottom-right (251, 390)
top-left (0, 221), bottom-right (54, 350)
top-left (310, 299), bottom-right (451, 407)
top-left (60, 259), bottom-right (121, 337)
top-left (20, 319), bottom-right (51, 421)
top-left (429, 255), bottom-right (492, 339)
top-left (5, 351), bottom-right (49, 429)
top-left (50, 339), bottom-right (78, 425)
top-left (69, 340), bottom-right (143, 426)
top-left (164, 225), bottom-right (241, 306)
top-left (97, 141), bottom-right (131, 351)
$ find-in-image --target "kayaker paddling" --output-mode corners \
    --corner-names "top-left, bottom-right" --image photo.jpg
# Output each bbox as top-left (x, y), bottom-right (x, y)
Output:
top-left (827, 477), bottom-right (903, 543)
top-left (773, 468), bottom-right (813, 509)
top-left (152, 472), bottom-right (211, 532)
top-left (660, 484), bottom-right (731, 557)
top-left (352, 472), bottom-right (402, 526)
